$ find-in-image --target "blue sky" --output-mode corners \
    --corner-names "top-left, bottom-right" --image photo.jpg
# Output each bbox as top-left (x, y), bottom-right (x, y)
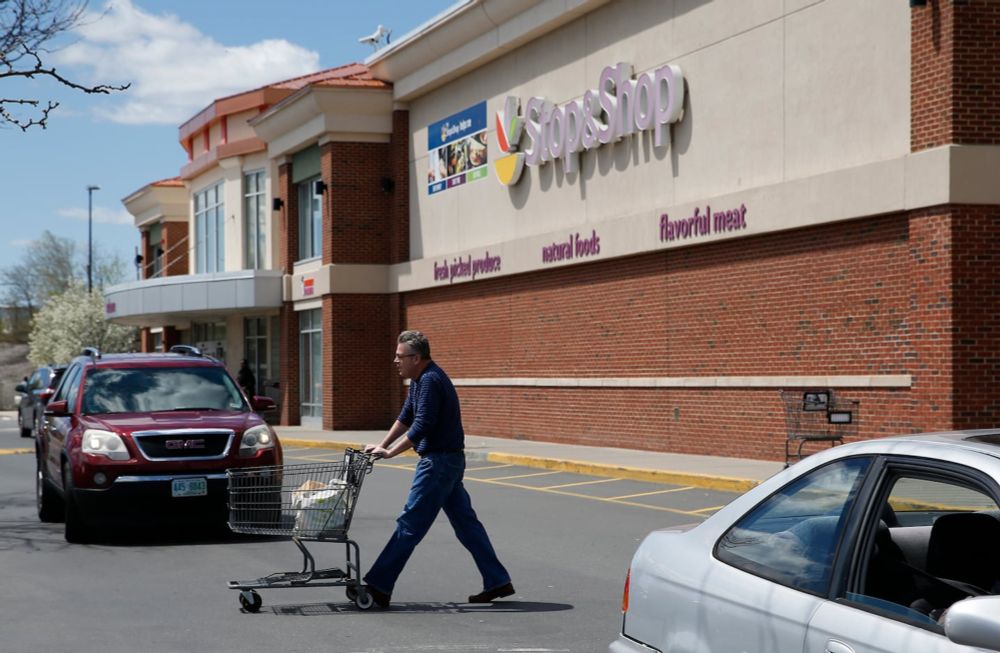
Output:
top-left (1, 0), bottom-right (456, 283)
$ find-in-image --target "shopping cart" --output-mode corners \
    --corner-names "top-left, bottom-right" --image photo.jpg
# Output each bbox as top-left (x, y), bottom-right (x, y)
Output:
top-left (780, 389), bottom-right (859, 467)
top-left (226, 449), bottom-right (376, 612)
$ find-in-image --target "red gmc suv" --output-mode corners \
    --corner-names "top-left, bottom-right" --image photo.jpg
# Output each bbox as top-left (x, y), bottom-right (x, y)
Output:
top-left (36, 345), bottom-right (283, 543)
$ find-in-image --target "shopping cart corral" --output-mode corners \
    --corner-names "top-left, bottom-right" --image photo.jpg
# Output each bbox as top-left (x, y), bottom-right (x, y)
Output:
top-left (227, 449), bottom-right (376, 612)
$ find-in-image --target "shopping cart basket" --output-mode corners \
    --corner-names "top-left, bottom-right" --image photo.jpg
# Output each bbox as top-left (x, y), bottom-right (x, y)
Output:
top-left (226, 449), bottom-right (376, 612)
top-left (780, 389), bottom-right (859, 467)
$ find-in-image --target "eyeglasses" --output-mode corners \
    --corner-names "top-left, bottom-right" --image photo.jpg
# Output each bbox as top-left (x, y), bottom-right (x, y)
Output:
top-left (393, 353), bottom-right (417, 362)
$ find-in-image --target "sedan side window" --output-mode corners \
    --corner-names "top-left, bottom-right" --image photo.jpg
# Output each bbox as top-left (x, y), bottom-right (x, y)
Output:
top-left (716, 457), bottom-right (871, 594)
top-left (849, 471), bottom-right (1000, 628)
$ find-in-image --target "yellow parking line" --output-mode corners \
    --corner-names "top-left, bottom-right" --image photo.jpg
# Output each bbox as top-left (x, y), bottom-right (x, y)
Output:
top-left (0, 448), bottom-right (32, 456)
top-left (486, 470), bottom-right (562, 481)
top-left (466, 463), bottom-right (516, 472)
top-left (609, 486), bottom-right (695, 500)
top-left (542, 477), bottom-right (623, 490)
top-left (372, 463), bottom-right (717, 517)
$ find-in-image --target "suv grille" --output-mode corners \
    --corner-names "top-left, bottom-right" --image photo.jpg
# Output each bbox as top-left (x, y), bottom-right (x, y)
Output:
top-left (133, 430), bottom-right (234, 461)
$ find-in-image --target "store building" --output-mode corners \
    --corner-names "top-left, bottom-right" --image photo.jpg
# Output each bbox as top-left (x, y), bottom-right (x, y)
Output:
top-left (108, 0), bottom-right (999, 460)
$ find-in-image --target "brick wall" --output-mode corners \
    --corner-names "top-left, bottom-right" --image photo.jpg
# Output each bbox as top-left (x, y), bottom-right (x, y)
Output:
top-left (401, 211), bottom-right (997, 460)
top-left (949, 204), bottom-right (1000, 426)
top-left (390, 110), bottom-right (410, 264)
top-left (161, 221), bottom-right (189, 276)
top-left (320, 141), bottom-right (392, 264)
top-left (321, 294), bottom-right (397, 429)
top-left (140, 230), bottom-right (150, 279)
top-left (140, 327), bottom-right (152, 352)
top-left (912, 0), bottom-right (1000, 150)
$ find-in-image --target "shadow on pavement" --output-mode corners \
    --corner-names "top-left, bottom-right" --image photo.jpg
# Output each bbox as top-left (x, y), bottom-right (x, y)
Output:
top-left (259, 600), bottom-right (574, 616)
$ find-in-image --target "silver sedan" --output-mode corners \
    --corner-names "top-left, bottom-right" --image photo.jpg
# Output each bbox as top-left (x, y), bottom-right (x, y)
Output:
top-left (610, 430), bottom-right (1000, 653)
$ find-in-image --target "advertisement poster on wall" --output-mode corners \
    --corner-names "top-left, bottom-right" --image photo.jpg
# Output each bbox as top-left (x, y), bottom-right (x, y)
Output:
top-left (427, 101), bottom-right (488, 195)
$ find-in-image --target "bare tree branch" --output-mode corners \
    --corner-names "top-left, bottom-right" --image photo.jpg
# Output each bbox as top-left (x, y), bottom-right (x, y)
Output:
top-left (1, 0), bottom-right (130, 130)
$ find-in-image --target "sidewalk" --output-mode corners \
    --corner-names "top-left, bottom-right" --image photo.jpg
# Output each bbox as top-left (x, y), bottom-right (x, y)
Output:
top-left (274, 425), bottom-right (785, 493)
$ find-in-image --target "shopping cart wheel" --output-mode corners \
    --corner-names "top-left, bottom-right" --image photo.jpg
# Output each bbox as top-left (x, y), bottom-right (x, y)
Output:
top-left (239, 590), bottom-right (262, 613)
top-left (345, 586), bottom-right (359, 602)
top-left (354, 588), bottom-right (374, 610)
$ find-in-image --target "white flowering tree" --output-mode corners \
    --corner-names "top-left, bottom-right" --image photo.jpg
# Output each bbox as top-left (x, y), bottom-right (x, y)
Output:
top-left (28, 283), bottom-right (136, 364)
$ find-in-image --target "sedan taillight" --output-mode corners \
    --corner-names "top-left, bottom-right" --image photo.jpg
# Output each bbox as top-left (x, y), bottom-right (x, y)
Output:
top-left (621, 568), bottom-right (630, 613)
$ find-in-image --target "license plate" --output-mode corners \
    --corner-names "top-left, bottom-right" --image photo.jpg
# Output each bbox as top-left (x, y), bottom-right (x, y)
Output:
top-left (171, 478), bottom-right (207, 497)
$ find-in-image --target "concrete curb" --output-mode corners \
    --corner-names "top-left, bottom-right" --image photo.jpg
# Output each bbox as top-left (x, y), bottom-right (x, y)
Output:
top-left (280, 438), bottom-right (760, 493)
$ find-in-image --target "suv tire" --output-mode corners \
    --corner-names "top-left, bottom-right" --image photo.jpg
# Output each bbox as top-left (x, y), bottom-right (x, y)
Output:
top-left (63, 460), bottom-right (93, 544)
top-left (37, 456), bottom-right (63, 523)
top-left (18, 412), bottom-right (31, 438)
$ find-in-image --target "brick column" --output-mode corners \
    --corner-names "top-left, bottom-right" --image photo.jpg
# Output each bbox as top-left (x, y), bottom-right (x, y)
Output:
top-left (162, 221), bottom-right (190, 275)
top-left (910, 1), bottom-right (1000, 429)
top-left (140, 327), bottom-right (152, 352)
top-left (162, 326), bottom-right (180, 351)
top-left (279, 303), bottom-right (300, 425)
top-left (140, 230), bottom-right (150, 279)
top-left (390, 109), bottom-right (410, 264)
top-left (278, 162), bottom-right (296, 273)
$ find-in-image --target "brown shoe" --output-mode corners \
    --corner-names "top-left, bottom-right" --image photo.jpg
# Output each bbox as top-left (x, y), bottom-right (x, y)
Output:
top-left (366, 585), bottom-right (391, 609)
top-left (468, 582), bottom-right (515, 603)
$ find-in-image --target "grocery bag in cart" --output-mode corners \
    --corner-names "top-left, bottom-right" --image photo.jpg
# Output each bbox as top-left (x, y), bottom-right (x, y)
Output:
top-left (292, 478), bottom-right (350, 536)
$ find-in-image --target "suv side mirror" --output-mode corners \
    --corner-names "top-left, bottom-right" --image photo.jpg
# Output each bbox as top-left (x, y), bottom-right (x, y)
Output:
top-left (39, 388), bottom-right (55, 403)
top-left (45, 399), bottom-right (69, 416)
top-left (15, 383), bottom-right (26, 394)
top-left (251, 396), bottom-right (276, 412)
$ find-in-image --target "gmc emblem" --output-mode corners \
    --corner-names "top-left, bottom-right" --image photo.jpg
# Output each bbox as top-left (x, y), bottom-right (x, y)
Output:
top-left (165, 439), bottom-right (206, 450)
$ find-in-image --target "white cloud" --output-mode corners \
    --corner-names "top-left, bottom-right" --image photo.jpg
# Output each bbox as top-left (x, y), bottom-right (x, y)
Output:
top-left (57, 206), bottom-right (134, 225)
top-left (53, 0), bottom-right (321, 125)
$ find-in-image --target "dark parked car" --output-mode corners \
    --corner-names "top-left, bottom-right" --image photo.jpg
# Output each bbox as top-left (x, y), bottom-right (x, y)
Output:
top-left (35, 345), bottom-right (281, 543)
top-left (15, 365), bottom-right (67, 438)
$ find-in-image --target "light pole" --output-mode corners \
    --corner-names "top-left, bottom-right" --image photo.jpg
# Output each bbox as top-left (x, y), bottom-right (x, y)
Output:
top-left (87, 185), bottom-right (100, 293)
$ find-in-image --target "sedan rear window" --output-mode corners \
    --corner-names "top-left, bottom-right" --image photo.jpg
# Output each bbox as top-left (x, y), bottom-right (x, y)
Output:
top-left (82, 367), bottom-right (247, 414)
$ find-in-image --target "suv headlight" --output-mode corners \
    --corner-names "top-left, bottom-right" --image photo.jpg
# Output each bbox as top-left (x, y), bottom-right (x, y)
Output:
top-left (239, 424), bottom-right (276, 457)
top-left (82, 429), bottom-right (131, 461)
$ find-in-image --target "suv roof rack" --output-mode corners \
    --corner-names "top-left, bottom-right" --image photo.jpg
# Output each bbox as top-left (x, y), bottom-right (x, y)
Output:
top-left (169, 345), bottom-right (203, 357)
top-left (81, 347), bottom-right (101, 360)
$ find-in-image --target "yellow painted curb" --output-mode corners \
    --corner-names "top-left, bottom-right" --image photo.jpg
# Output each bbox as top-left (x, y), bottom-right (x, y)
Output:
top-left (485, 453), bottom-right (760, 493)
top-left (279, 439), bottom-right (758, 491)
top-left (0, 448), bottom-right (33, 456)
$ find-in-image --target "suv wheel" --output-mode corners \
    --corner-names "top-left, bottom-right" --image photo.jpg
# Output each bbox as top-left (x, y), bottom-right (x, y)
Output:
top-left (18, 412), bottom-right (31, 438)
top-left (37, 456), bottom-right (63, 523)
top-left (63, 460), bottom-right (92, 543)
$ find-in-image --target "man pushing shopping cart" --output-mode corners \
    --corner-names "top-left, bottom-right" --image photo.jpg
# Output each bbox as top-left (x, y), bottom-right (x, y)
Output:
top-left (227, 330), bottom-right (514, 612)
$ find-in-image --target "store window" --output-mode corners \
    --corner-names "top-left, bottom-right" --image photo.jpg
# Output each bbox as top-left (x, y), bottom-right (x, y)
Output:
top-left (297, 177), bottom-right (322, 261)
top-left (243, 317), bottom-right (268, 395)
top-left (194, 181), bottom-right (225, 273)
top-left (192, 321), bottom-right (226, 360)
top-left (244, 170), bottom-right (266, 269)
top-left (299, 308), bottom-right (322, 420)
top-left (148, 222), bottom-right (163, 278)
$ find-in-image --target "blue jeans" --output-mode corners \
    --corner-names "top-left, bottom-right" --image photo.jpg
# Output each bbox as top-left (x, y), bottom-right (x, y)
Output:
top-left (364, 451), bottom-right (510, 595)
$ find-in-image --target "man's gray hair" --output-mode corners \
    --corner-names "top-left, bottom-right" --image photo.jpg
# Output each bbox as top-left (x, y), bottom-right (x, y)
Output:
top-left (398, 330), bottom-right (431, 359)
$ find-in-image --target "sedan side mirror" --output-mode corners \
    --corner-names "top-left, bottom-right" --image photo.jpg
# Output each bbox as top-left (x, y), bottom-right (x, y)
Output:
top-left (944, 596), bottom-right (1000, 651)
top-left (45, 399), bottom-right (69, 416)
top-left (15, 383), bottom-right (26, 394)
top-left (251, 396), bottom-right (276, 412)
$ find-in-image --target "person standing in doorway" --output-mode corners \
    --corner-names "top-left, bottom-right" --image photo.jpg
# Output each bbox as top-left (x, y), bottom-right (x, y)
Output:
top-left (237, 359), bottom-right (256, 397)
top-left (363, 330), bottom-right (514, 608)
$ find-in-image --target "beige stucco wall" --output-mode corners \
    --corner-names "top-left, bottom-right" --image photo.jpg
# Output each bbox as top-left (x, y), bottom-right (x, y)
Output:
top-left (227, 109), bottom-right (259, 142)
top-left (407, 0), bottom-right (910, 259)
top-left (188, 150), bottom-right (272, 273)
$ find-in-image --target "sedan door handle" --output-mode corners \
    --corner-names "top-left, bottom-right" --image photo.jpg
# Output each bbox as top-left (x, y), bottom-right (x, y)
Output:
top-left (826, 640), bottom-right (854, 653)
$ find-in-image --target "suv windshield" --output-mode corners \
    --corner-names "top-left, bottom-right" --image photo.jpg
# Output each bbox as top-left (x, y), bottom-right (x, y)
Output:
top-left (82, 366), bottom-right (247, 415)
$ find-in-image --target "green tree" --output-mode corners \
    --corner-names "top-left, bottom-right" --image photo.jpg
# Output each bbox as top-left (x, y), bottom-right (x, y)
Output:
top-left (28, 282), bottom-right (136, 364)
